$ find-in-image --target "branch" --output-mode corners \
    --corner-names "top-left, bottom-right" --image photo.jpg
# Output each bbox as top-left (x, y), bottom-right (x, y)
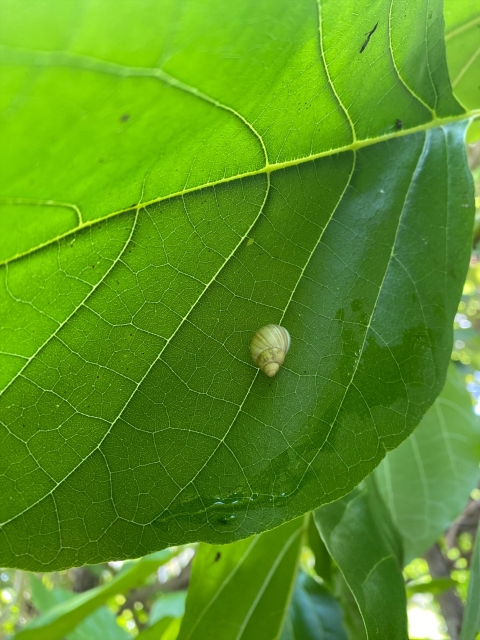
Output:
top-left (424, 543), bottom-right (464, 640)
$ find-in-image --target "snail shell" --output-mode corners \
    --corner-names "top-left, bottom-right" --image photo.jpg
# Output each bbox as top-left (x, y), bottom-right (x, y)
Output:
top-left (250, 324), bottom-right (290, 377)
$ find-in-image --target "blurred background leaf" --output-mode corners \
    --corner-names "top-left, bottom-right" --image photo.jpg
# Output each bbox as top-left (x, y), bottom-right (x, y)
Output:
top-left (460, 522), bottom-right (480, 639)
top-left (280, 570), bottom-right (347, 640)
top-left (445, 0), bottom-right (480, 142)
top-left (14, 549), bottom-right (179, 640)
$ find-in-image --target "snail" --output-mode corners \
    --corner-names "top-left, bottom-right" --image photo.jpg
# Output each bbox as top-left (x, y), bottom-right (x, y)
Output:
top-left (250, 324), bottom-right (290, 377)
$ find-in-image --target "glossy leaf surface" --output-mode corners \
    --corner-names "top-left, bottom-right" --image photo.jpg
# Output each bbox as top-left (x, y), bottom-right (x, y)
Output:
top-left (375, 365), bottom-right (480, 561)
top-left (178, 517), bottom-right (305, 640)
top-left (0, 0), bottom-right (477, 569)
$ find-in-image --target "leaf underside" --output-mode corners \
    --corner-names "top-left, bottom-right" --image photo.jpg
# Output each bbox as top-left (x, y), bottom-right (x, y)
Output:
top-left (0, 0), bottom-right (475, 569)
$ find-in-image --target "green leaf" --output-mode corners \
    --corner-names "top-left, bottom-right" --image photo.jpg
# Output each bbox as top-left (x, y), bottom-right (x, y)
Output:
top-left (406, 577), bottom-right (459, 597)
top-left (314, 480), bottom-right (408, 640)
top-left (150, 591), bottom-right (186, 624)
top-left (161, 618), bottom-right (183, 640)
top-left (15, 548), bottom-right (177, 640)
top-left (445, 0), bottom-right (480, 141)
top-left (461, 523), bottom-right (480, 640)
top-left (26, 575), bottom-right (129, 640)
top-left (136, 591), bottom-right (187, 640)
top-left (178, 516), bottom-right (306, 640)
top-left (137, 619), bottom-right (176, 640)
top-left (333, 570), bottom-right (367, 640)
top-left (375, 365), bottom-right (480, 561)
top-left (0, 0), bottom-right (477, 570)
top-left (307, 514), bottom-right (332, 586)
top-left (280, 571), bottom-right (347, 640)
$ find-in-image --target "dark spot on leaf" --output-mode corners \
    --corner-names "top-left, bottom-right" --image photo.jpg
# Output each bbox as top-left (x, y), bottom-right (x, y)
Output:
top-left (359, 21), bottom-right (378, 53)
top-left (395, 119), bottom-right (403, 130)
top-left (120, 113), bottom-right (130, 122)
top-left (214, 552), bottom-right (221, 562)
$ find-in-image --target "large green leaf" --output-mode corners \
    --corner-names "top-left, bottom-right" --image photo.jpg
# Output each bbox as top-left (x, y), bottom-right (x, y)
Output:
top-left (178, 517), bottom-right (306, 640)
top-left (0, 0), bottom-right (477, 570)
top-left (313, 478), bottom-right (408, 640)
top-left (375, 365), bottom-right (480, 561)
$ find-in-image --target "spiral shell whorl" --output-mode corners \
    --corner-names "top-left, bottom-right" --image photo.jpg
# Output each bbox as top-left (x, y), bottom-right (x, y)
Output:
top-left (250, 325), bottom-right (290, 377)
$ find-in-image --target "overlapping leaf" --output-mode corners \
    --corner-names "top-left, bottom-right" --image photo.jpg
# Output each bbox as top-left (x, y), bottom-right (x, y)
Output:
top-left (0, 0), bottom-right (477, 569)
top-left (280, 571), bottom-right (347, 640)
top-left (26, 575), bottom-right (129, 640)
top-left (178, 517), bottom-right (305, 640)
top-left (314, 478), bottom-right (408, 640)
top-left (375, 365), bottom-right (480, 561)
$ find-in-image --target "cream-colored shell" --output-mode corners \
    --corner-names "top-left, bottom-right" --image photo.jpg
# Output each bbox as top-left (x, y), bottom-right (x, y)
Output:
top-left (250, 324), bottom-right (291, 377)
